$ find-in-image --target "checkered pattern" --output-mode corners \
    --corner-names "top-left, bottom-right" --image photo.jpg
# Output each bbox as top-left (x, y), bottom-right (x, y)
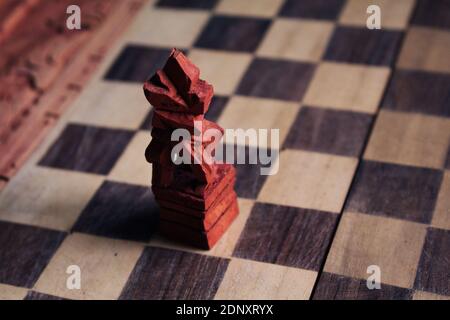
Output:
top-left (0, 0), bottom-right (449, 300)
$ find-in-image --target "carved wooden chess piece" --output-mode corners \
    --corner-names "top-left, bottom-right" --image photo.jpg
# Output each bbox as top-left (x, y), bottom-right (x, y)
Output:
top-left (143, 48), bottom-right (239, 249)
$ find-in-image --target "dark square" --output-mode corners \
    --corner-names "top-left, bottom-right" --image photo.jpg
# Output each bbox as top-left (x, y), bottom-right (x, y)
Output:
top-left (233, 203), bottom-right (338, 270)
top-left (72, 181), bottom-right (159, 242)
top-left (324, 26), bottom-right (403, 66)
top-left (39, 124), bottom-right (134, 175)
top-left (412, 0), bottom-right (450, 29)
top-left (279, 0), bottom-right (345, 20)
top-left (345, 161), bottom-right (443, 224)
top-left (194, 15), bottom-right (271, 52)
top-left (205, 95), bottom-right (229, 122)
top-left (313, 272), bottom-right (413, 300)
top-left (217, 144), bottom-right (275, 199)
top-left (24, 291), bottom-right (68, 300)
top-left (234, 162), bottom-right (268, 199)
top-left (104, 45), bottom-right (173, 82)
top-left (382, 70), bottom-right (450, 117)
top-left (414, 228), bottom-right (450, 296)
top-left (156, 0), bottom-right (218, 10)
top-left (0, 221), bottom-right (65, 288)
top-left (236, 58), bottom-right (315, 101)
top-left (119, 246), bottom-right (229, 299)
top-left (283, 106), bottom-right (373, 157)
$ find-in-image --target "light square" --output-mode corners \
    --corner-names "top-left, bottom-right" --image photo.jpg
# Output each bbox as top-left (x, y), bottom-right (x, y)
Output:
top-left (126, 8), bottom-right (209, 47)
top-left (258, 150), bottom-right (358, 213)
top-left (303, 62), bottom-right (390, 114)
top-left (398, 27), bottom-right (450, 74)
top-left (413, 290), bottom-right (450, 300)
top-left (109, 131), bottom-right (152, 186)
top-left (214, 258), bottom-right (317, 300)
top-left (339, 0), bottom-right (415, 29)
top-left (33, 233), bottom-right (144, 300)
top-left (0, 167), bottom-right (103, 231)
top-left (69, 82), bottom-right (149, 130)
top-left (432, 171), bottom-right (450, 230)
top-left (215, 0), bottom-right (283, 17)
top-left (364, 110), bottom-right (450, 169)
top-left (188, 49), bottom-right (252, 95)
top-left (218, 96), bottom-right (300, 148)
top-left (324, 212), bottom-right (427, 289)
top-left (257, 18), bottom-right (334, 62)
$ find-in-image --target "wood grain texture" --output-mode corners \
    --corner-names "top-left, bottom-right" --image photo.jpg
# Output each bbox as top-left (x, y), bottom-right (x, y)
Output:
top-left (283, 106), bottom-right (373, 157)
top-left (33, 233), bottom-right (144, 300)
top-left (218, 96), bottom-right (299, 149)
top-left (215, 258), bottom-right (317, 300)
top-left (0, 166), bottom-right (103, 231)
top-left (0, 221), bottom-right (65, 288)
top-left (126, 9), bottom-right (209, 48)
top-left (258, 150), bottom-right (358, 213)
top-left (397, 27), bottom-right (450, 73)
top-left (324, 26), bottom-right (403, 66)
top-left (411, 0), bottom-right (450, 29)
top-left (119, 246), bottom-right (229, 299)
top-left (195, 15), bottom-right (271, 52)
top-left (68, 82), bottom-right (149, 130)
top-left (233, 203), bottom-right (338, 270)
top-left (382, 69), bottom-right (450, 117)
top-left (303, 62), bottom-right (390, 114)
top-left (364, 110), bottom-right (450, 170)
top-left (414, 228), bottom-right (450, 296)
top-left (339, 0), bottom-right (415, 30)
top-left (313, 272), bottom-right (413, 300)
top-left (236, 58), bottom-right (315, 101)
top-left (0, 284), bottom-right (28, 300)
top-left (0, 0), bottom-right (145, 180)
top-left (324, 212), bottom-right (427, 289)
top-left (39, 124), bottom-right (134, 175)
top-left (346, 160), bottom-right (443, 223)
top-left (256, 18), bottom-right (334, 62)
top-left (0, 0), bottom-right (40, 43)
top-left (1, 0), bottom-right (449, 300)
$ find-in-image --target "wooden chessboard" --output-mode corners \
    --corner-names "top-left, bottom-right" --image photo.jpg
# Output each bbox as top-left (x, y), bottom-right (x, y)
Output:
top-left (0, 0), bottom-right (449, 300)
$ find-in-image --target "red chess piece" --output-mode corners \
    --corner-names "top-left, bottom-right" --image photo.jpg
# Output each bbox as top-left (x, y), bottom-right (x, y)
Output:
top-left (143, 48), bottom-right (239, 249)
